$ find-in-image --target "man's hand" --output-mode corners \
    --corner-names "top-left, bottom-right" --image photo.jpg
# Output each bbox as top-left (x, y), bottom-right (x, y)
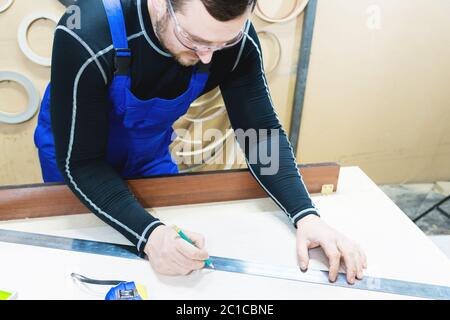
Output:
top-left (296, 215), bottom-right (367, 284)
top-left (144, 225), bottom-right (210, 276)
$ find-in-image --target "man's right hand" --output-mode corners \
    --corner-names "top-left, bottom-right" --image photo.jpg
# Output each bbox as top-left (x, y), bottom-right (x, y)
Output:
top-left (144, 225), bottom-right (210, 276)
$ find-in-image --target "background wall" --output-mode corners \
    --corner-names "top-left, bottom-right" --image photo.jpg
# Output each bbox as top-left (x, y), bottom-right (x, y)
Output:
top-left (0, 0), bottom-right (63, 185)
top-left (0, 0), bottom-right (449, 186)
top-left (298, 0), bottom-right (450, 184)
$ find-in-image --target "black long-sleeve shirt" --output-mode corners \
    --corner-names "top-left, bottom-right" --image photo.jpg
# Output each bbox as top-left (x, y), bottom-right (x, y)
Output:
top-left (50, 0), bottom-right (320, 254)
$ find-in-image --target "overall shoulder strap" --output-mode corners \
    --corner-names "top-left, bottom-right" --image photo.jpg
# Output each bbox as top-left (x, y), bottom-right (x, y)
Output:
top-left (102, 0), bottom-right (131, 76)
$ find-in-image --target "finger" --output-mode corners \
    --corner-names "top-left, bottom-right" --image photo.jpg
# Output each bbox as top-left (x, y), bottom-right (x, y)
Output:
top-left (356, 264), bottom-right (364, 280)
top-left (340, 249), bottom-right (358, 284)
top-left (181, 230), bottom-right (206, 249)
top-left (173, 250), bottom-right (205, 271)
top-left (361, 250), bottom-right (368, 269)
top-left (322, 244), bottom-right (341, 282)
top-left (355, 248), bottom-right (365, 279)
top-left (169, 261), bottom-right (192, 276)
top-left (344, 259), bottom-right (357, 284)
top-left (296, 237), bottom-right (310, 271)
top-left (150, 259), bottom-right (185, 276)
top-left (176, 238), bottom-right (209, 261)
top-left (164, 253), bottom-right (194, 276)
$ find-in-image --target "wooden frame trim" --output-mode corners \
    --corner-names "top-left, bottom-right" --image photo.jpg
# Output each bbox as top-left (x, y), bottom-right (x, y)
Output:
top-left (0, 163), bottom-right (340, 221)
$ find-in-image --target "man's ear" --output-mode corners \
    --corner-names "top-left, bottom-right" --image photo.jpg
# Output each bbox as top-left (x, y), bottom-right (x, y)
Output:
top-left (150, 0), bottom-right (167, 19)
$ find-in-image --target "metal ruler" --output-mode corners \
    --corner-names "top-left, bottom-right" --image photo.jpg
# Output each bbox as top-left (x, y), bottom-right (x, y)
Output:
top-left (1, 228), bottom-right (449, 300)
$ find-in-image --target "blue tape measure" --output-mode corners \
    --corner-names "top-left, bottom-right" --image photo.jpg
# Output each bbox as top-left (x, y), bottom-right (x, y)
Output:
top-left (71, 273), bottom-right (147, 300)
top-left (105, 282), bottom-right (142, 301)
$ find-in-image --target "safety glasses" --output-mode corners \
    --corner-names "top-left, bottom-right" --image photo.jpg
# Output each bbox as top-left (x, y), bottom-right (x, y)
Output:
top-left (166, 0), bottom-right (247, 53)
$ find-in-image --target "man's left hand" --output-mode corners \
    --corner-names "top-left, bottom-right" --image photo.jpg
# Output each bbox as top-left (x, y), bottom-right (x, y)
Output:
top-left (296, 214), bottom-right (367, 284)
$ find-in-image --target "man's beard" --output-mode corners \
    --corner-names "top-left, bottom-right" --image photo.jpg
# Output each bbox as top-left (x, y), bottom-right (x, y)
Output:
top-left (153, 13), bottom-right (199, 67)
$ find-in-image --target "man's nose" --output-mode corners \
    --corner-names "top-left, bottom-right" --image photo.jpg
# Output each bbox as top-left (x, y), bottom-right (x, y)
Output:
top-left (196, 50), bottom-right (213, 64)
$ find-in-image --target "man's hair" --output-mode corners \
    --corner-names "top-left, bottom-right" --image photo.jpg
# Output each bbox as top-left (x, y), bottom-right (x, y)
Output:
top-left (170, 0), bottom-right (257, 22)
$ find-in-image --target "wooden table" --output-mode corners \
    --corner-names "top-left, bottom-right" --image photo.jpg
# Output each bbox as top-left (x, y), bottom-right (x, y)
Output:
top-left (0, 166), bottom-right (449, 300)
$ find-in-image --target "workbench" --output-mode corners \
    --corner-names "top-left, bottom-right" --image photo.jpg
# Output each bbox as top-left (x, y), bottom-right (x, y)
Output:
top-left (0, 166), bottom-right (449, 300)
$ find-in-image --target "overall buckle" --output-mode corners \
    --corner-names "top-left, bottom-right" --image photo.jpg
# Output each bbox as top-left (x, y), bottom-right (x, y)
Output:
top-left (114, 48), bottom-right (132, 76)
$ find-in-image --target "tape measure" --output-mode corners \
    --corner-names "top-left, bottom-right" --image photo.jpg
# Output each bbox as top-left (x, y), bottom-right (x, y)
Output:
top-left (71, 273), bottom-right (148, 300)
top-left (1, 229), bottom-right (449, 300)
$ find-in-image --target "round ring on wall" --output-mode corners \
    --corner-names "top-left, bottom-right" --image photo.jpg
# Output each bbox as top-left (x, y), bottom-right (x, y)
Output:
top-left (0, 0), bottom-right (14, 13)
top-left (190, 88), bottom-right (222, 108)
top-left (178, 142), bottom-right (228, 173)
top-left (257, 30), bottom-right (282, 75)
top-left (0, 71), bottom-right (40, 124)
top-left (176, 125), bottom-right (233, 157)
top-left (184, 104), bottom-right (226, 123)
top-left (176, 104), bottom-right (228, 145)
top-left (17, 12), bottom-right (60, 67)
top-left (176, 135), bottom-right (202, 145)
top-left (177, 127), bottom-right (235, 173)
top-left (255, 0), bottom-right (309, 24)
top-left (174, 104), bottom-right (233, 171)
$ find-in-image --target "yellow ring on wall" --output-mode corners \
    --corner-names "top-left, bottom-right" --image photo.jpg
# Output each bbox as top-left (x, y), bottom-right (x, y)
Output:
top-left (0, 71), bottom-right (40, 124)
top-left (176, 104), bottom-right (228, 144)
top-left (17, 12), bottom-right (59, 67)
top-left (255, 0), bottom-right (309, 24)
top-left (177, 136), bottom-right (233, 173)
top-left (257, 30), bottom-right (282, 75)
top-left (190, 88), bottom-right (222, 108)
top-left (184, 104), bottom-right (226, 123)
top-left (176, 126), bottom-right (233, 157)
top-left (177, 127), bottom-right (235, 173)
top-left (175, 103), bottom-right (233, 157)
top-left (0, 0), bottom-right (14, 13)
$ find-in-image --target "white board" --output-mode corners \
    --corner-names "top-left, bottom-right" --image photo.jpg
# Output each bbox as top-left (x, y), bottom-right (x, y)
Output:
top-left (0, 167), bottom-right (449, 299)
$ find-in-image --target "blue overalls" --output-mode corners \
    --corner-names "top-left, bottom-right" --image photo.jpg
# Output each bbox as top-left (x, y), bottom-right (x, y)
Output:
top-left (34, 0), bottom-right (209, 182)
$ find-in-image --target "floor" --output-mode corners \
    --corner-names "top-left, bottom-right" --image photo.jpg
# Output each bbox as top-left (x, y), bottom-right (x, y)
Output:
top-left (379, 182), bottom-right (450, 258)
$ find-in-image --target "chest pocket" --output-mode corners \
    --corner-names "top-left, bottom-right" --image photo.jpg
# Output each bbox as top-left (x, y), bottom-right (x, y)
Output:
top-left (122, 87), bottom-right (194, 130)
